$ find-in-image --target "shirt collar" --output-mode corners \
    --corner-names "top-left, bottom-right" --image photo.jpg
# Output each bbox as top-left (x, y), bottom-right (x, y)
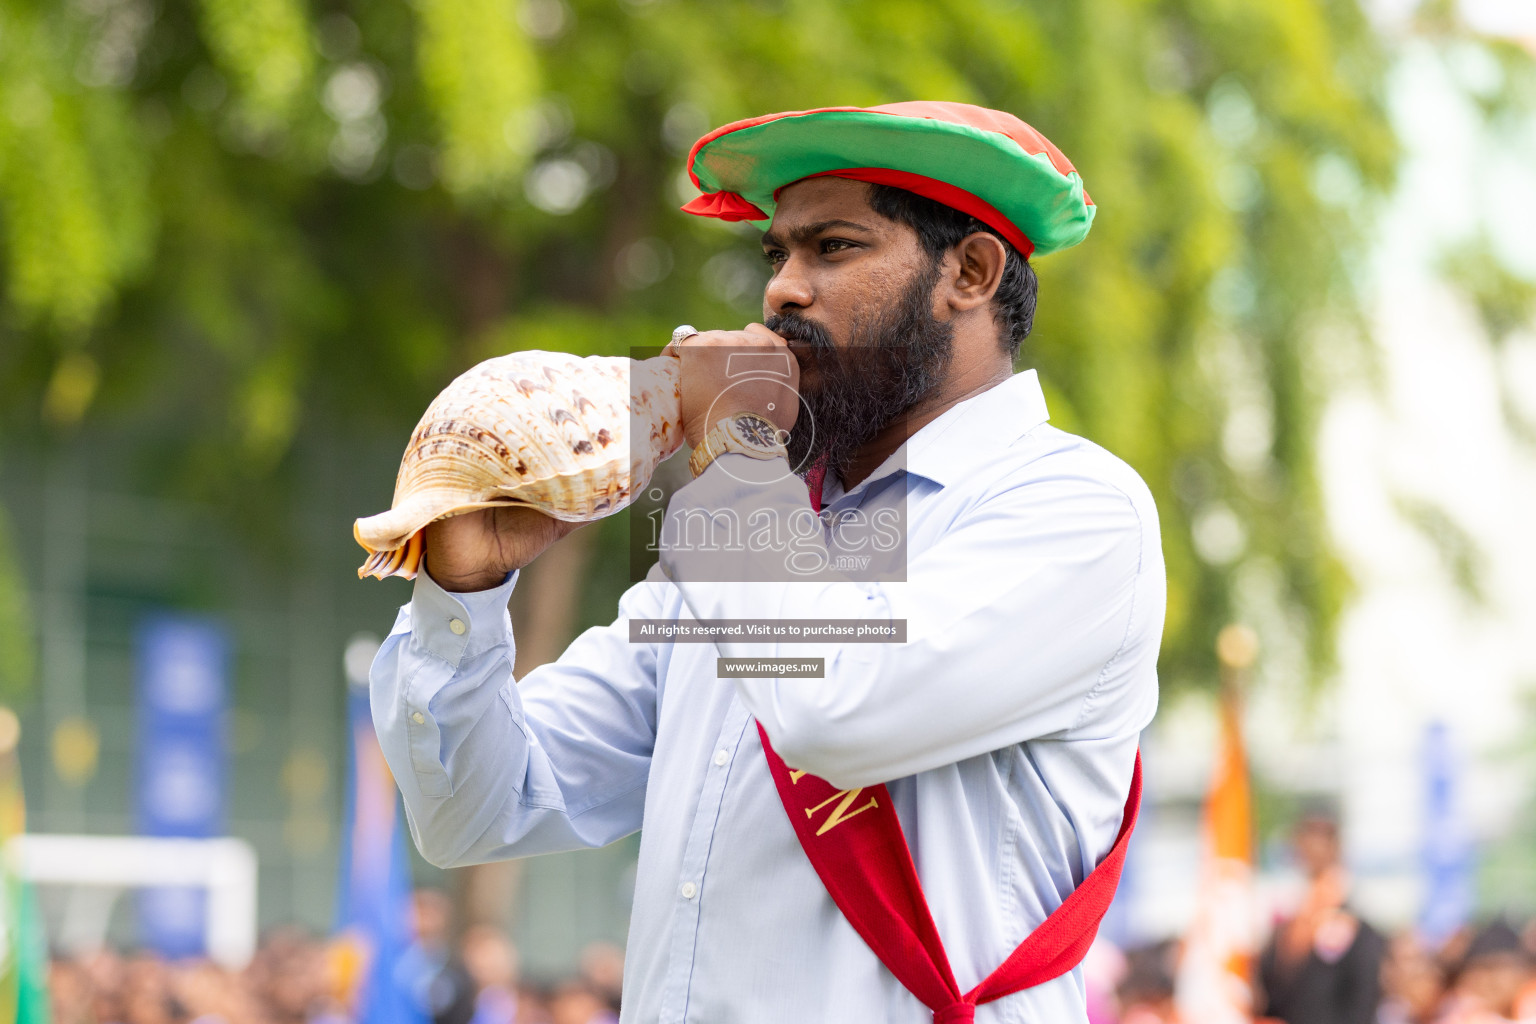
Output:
top-left (826, 369), bottom-right (1050, 501)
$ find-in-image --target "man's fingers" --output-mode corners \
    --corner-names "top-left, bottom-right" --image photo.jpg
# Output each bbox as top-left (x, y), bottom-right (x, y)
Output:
top-left (742, 322), bottom-right (789, 345)
top-left (423, 502), bottom-right (590, 591)
top-left (676, 326), bottom-right (787, 350)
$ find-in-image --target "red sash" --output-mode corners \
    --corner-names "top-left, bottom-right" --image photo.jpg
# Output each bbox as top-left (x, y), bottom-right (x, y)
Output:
top-left (756, 463), bottom-right (1143, 1023)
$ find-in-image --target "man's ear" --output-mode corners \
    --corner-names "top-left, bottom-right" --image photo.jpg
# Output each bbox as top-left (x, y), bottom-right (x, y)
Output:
top-left (944, 232), bottom-right (1008, 312)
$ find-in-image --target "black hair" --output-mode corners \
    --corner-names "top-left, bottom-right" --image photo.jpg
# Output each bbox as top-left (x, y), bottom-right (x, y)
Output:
top-left (1293, 799), bottom-right (1341, 834)
top-left (865, 183), bottom-right (1039, 356)
top-left (1461, 920), bottom-right (1527, 967)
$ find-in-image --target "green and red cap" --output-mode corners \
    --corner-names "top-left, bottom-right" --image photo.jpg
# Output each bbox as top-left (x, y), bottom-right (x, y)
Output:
top-left (681, 101), bottom-right (1094, 260)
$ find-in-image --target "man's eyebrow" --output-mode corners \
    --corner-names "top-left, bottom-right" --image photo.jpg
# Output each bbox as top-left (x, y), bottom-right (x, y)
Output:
top-left (760, 219), bottom-right (877, 248)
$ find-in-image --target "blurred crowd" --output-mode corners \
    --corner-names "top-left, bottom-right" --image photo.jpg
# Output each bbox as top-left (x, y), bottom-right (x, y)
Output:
top-left (1099, 918), bottom-right (1536, 1024)
top-left (1098, 815), bottom-right (1535, 1024)
top-left (42, 824), bottom-right (1536, 1024)
top-left (47, 891), bottom-right (622, 1024)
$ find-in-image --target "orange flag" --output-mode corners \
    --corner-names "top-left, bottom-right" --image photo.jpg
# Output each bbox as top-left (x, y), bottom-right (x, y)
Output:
top-left (1175, 677), bottom-right (1258, 1024)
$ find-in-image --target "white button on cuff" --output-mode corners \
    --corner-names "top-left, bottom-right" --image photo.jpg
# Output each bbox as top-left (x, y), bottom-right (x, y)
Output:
top-left (412, 711), bottom-right (426, 724)
top-left (449, 618), bottom-right (467, 635)
top-left (713, 749), bottom-right (729, 767)
top-left (679, 881), bottom-right (698, 900)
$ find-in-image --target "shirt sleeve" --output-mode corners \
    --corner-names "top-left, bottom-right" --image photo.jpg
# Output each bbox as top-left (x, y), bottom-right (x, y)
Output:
top-left (660, 452), bottom-right (1162, 790)
top-left (369, 565), bottom-right (663, 868)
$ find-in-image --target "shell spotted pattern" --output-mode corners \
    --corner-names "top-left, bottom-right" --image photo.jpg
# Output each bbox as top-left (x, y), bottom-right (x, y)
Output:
top-left (355, 350), bottom-right (683, 580)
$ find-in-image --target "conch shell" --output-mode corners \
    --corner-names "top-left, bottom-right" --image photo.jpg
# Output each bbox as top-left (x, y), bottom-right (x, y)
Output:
top-left (355, 349), bottom-right (684, 580)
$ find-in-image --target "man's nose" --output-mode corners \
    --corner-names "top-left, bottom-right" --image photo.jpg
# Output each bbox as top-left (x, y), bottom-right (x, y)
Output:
top-left (764, 256), bottom-right (813, 314)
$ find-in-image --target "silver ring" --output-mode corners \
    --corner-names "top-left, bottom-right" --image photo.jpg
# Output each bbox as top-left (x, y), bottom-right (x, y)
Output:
top-left (671, 324), bottom-right (699, 346)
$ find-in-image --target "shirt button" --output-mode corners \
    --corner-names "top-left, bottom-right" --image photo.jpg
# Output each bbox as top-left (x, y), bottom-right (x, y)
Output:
top-left (449, 618), bottom-right (467, 635)
top-left (713, 749), bottom-right (729, 767)
top-left (679, 881), bottom-right (698, 900)
top-left (412, 711), bottom-right (425, 724)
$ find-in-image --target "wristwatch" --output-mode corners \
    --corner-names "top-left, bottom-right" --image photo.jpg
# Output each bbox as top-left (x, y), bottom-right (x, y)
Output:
top-left (688, 412), bottom-right (789, 478)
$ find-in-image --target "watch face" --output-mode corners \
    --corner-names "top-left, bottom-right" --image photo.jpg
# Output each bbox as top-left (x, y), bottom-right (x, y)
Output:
top-left (731, 413), bottom-right (780, 451)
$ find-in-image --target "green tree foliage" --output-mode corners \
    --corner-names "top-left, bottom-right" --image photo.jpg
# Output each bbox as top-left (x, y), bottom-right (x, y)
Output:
top-left (416, 0), bottom-right (542, 193)
top-left (0, 0), bottom-right (1399, 692)
top-left (196, 0), bottom-right (315, 126)
top-left (1442, 234), bottom-right (1536, 446)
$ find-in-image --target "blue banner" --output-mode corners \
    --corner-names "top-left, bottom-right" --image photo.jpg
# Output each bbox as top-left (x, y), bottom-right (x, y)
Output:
top-left (1420, 720), bottom-right (1472, 944)
top-left (135, 614), bottom-right (229, 958)
top-left (335, 638), bottom-right (426, 1024)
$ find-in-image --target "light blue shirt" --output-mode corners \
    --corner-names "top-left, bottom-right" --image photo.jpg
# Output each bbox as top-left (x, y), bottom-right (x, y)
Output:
top-left (370, 369), bottom-right (1164, 1024)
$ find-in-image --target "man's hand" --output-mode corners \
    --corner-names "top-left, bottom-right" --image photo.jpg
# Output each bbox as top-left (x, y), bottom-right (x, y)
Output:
top-left (423, 506), bottom-right (585, 593)
top-left (672, 324), bottom-right (800, 447)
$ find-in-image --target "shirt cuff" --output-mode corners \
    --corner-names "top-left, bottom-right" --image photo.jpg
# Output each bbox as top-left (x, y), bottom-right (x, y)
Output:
top-left (410, 567), bottom-right (519, 668)
top-left (699, 451), bottom-right (798, 486)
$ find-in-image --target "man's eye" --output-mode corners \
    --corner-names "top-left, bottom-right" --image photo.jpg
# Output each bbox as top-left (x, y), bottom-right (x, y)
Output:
top-left (822, 239), bottom-right (854, 254)
top-left (761, 249), bottom-right (787, 265)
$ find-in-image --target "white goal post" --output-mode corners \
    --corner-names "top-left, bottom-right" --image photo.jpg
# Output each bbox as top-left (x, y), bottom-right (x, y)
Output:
top-left (6, 834), bottom-right (259, 968)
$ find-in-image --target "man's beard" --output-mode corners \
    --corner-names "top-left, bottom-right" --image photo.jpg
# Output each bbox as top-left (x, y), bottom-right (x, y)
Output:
top-left (766, 260), bottom-right (954, 480)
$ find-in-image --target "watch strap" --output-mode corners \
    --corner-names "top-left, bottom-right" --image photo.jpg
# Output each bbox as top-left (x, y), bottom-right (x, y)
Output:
top-left (689, 413), bottom-right (787, 478)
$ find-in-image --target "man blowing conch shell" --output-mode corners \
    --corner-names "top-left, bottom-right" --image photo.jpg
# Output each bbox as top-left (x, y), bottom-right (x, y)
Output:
top-left (369, 102), bottom-right (1165, 1024)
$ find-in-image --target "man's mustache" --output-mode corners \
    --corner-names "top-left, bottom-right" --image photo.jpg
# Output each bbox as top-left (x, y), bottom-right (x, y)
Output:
top-left (764, 312), bottom-right (833, 351)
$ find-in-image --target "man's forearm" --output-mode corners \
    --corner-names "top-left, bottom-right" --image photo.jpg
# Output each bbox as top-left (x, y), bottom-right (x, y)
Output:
top-left (369, 570), bottom-right (528, 866)
top-left (370, 567), bottom-right (660, 866)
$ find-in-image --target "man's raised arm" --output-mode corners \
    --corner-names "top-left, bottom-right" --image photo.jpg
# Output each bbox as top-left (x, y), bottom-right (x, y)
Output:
top-left (369, 507), bottom-right (661, 868)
